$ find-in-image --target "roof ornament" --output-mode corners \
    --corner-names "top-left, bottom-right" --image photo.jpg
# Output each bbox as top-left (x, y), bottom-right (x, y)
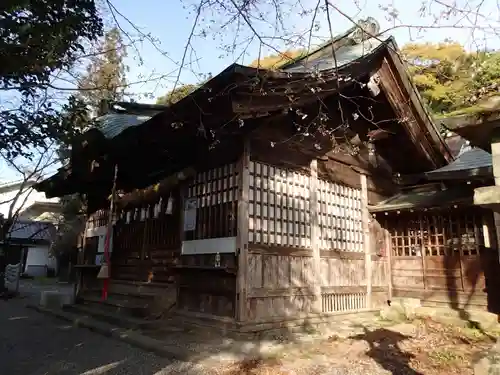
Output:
top-left (350, 17), bottom-right (380, 44)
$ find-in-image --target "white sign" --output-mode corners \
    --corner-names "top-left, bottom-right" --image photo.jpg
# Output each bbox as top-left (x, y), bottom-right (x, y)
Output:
top-left (183, 198), bottom-right (198, 232)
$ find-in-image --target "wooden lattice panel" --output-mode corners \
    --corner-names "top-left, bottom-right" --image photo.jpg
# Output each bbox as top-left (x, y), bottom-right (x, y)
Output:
top-left (186, 163), bottom-right (239, 240)
top-left (248, 161), bottom-right (311, 247)
top-left (87, 209), bottom-right (108, 230)
top-left (322, 292), bottom-right (367, 313)
top-left (389, 211), bottom-right (483, 257)
top-left (317, 179), bottom-right (363, 252)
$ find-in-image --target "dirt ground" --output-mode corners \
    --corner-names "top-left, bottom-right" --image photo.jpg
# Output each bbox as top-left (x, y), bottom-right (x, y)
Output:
top-left (188, 317), bottom-right (498, 375)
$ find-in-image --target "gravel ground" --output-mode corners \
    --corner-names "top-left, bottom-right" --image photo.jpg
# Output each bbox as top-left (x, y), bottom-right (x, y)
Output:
top-left (0, 280), bottom-right (386, 375)
top-left (3, 280), bottom-right (488, 375)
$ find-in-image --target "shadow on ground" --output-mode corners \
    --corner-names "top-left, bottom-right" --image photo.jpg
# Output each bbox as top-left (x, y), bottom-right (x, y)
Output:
top-left (350, 327), bottom-right (423, 375)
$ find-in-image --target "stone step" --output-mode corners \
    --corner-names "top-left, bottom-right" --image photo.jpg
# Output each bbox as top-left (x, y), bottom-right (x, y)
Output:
top-left (82, 294), bottom-right (151, 318)
top-left (108, 279), bottom-right (171, 297)
top-left (64, 303), bottom-right (160, 330)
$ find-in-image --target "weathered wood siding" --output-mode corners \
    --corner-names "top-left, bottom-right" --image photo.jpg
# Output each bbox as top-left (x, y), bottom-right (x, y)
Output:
top-left (244, 158), bottom-right (390, 324)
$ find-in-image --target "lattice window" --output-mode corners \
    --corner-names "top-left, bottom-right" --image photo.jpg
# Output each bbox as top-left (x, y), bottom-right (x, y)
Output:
top-left (318, 179), bottom-right (363, 252)
top-left (389, 210), bottom-right (483, 257)
top-left (248, 161), bottom-right (311, 247)
top-left (185, 163), bottom-right (238, 240)
top-left (87, 209), bottom-right (108, 230)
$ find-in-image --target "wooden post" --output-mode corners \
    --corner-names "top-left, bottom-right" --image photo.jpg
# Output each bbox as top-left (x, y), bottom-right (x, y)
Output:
top-left (419, 214), bottom-right (427, 290)
top-left (310, 159), bottom-right (322, 313)
top-left (177, 183), bottom-right (187, 310)
top-left (75, 219), bottom-right (88, 300)
top-left (236, 140), bottom-right (250, 322)
top-left (361, 174), bottom-right (372, 308)
top-left (384, 228), bottom-right (393, 300)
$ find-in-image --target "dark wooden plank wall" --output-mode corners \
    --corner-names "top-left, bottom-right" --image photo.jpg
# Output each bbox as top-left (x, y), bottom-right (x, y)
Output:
top-left (111, 188), bottom-right (181, 284)
top-left (177, 162), bottom-right (240, 318)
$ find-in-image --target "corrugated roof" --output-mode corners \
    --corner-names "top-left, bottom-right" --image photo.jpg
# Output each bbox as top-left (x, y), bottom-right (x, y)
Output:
top-left (369, 185), bottom-right (474, 213)
top-left (6, 220), bottom-right (56, 242)
top-left (94, 113), bottom-right (160, 139)
top-left (425, 147), bottom-right (491, 178)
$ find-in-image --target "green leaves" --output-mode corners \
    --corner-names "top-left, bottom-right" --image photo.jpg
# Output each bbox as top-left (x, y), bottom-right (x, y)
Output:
top-left (77, 27), bottom-right (128, 111)
top-left (156, 84), bottom-right (199, 105)
top-left (402, 42), bottom-right (500, 118)
top-left (0, 0), bottom-right (103, 158)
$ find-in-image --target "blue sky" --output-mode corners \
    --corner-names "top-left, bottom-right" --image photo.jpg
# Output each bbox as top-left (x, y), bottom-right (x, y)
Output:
top-left (112, 0), bottom-right (500, 101)
top-left (1, 0), bottom-right (499, 182)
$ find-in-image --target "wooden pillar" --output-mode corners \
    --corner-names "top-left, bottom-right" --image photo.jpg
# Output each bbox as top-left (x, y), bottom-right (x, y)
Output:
top-left (177, 183), bottom-right (188, 308)
top-left (310, 159), bottom-right (322, 313)
top-left (236, 140), bottom-right (250, 322)
top-left (384, 228), bottom-right (393, 300)
top-left (361, 174), bottom-right (372, 308)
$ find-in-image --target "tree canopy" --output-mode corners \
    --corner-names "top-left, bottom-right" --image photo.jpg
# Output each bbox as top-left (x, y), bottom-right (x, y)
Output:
top-left (402, 42), bottom-right (500, 117)
top-left (250, 50), bottom-right (305, 69)
top-left (78, 27), bottom-right (128, 114)
top-left (156, 84), bottom-right (199, 105)
top-left (0, 0), bottom-right (103, 158)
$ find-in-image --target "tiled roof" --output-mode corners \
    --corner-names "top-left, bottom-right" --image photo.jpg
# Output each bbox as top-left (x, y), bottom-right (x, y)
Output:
top-left (94, 113), bottom-right (161, 139)
top-left (283, 38), bottom-right (386, 73)
top-left (90, 19), bottom-right (385, 139)
top-left (425, 147), bottom-right (491, 178)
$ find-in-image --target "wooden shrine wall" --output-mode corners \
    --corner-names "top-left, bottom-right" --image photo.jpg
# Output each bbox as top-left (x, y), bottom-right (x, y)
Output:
top-left (382, 208), bottom-right (500, 312)
top-left (177, 162), bottom-right (239, 318)
top-left (244, 158), bottom-right (390, 325)
top-left (87, 209), bottom-right (108, 231)
top-left (111, 188), bottom-right (181, 284)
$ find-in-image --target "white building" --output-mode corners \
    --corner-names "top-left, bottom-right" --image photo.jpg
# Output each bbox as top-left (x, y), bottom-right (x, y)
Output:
top-left (0, 179), bottom-right (62, 276)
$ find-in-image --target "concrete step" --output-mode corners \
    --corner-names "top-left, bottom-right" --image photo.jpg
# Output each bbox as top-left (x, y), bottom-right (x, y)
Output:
top-left (64, 303), bottom-right (160, 330)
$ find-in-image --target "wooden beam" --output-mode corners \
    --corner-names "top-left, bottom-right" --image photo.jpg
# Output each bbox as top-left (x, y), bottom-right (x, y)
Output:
top-left (247, 285), bottom-right (385, 299)
top-left (116, 167), bottom-right (196, 207)
top-left (310, 159), bottom-right (322, 313)
top-left (384, 228), bottom-right (393, 300)
top-left (377, 58), bottom-right (447, 169)
top-left (236, 140), bottom-right (250, 322)
top-left (361, 173), bottom-right (373, 308)
top-left (385, 46), bottom-right (453, 164)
